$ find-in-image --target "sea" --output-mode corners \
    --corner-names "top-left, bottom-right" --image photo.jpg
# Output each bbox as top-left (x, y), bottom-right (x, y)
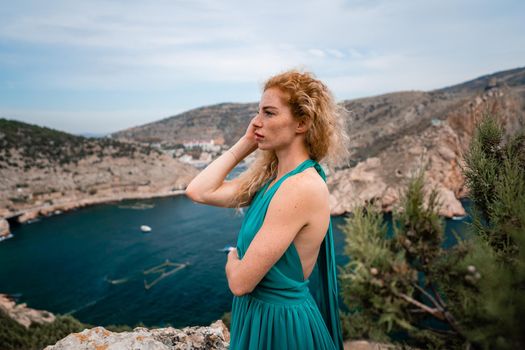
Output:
top-left (0, 164), bottom-right (472, 329)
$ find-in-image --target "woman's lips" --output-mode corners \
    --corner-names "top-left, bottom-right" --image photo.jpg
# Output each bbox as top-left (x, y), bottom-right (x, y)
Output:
top-left (254, 132), bottom-right (264, 139)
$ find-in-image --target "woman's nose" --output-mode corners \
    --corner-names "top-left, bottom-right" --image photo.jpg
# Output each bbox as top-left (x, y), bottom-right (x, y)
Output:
top-left (253, 113), bottom-right (262, 127)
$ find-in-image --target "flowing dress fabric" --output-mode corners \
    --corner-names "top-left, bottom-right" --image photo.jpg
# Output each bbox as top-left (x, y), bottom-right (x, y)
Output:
top-left (229, 159), bottom-right (344, 350)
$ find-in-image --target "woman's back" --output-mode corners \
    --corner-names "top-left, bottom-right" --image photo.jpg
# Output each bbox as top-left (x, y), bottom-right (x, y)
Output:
top-left (287, 166), bottom-right (331, 281)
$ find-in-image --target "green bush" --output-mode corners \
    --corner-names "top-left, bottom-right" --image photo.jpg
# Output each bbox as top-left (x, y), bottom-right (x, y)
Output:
top-left (0, 308), bottom-right (148, 349)
top-left (339, 113), bottom-right (525, 349)
top-left (0, 309), bottom-right (89, 350)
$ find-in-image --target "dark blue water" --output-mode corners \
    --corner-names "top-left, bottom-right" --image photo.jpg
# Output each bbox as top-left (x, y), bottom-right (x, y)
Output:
top-left (0, 172), bottom-right (472, 329)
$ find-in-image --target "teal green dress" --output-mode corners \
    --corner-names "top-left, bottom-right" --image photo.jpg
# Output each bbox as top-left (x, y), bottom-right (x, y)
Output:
top-left (229, 158), bottom-right (344, 350)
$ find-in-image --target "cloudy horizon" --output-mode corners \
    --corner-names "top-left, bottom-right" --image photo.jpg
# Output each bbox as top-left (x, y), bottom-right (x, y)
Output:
top-left (1, 0), bottom-right (524, 135)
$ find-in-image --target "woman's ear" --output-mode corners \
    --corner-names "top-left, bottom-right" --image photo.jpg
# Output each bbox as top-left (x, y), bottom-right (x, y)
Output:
top-left (296, 118), bottom-right (312, 134)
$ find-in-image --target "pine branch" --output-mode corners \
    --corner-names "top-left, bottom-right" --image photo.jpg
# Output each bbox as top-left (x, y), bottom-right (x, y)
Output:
top-left (412, 283), bottom-right (444, 311)
top-left (392, 290), bottom-right (445, 320)
top-left (419, 326), bottom-right (457, 336)
top-left (427, 282), bottom-right (465, 340)
top-left (428, 282), bottom-right (447, 310)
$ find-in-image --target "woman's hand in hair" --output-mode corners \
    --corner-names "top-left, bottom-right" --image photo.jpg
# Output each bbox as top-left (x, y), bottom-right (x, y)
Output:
top-left (242, 114), bottom-right (260, 149)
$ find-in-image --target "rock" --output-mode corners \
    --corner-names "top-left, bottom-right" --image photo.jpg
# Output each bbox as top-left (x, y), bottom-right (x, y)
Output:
top-left (381, 187), bottom-right (399, 212)
top-left (344, 340), bottom-right (401, 349)
top-left (437, 145), bottom-right (456, 161)
top-left (43, 320), bottom-right (230, 350)
top-left (0, 218), bottom-right (10, 238)
top-left (434, 185), bottom-right (466, 217)
top-left (19, 209), bottom-right (40, 223)
top-left (0, 293), bottom-right (56, 328)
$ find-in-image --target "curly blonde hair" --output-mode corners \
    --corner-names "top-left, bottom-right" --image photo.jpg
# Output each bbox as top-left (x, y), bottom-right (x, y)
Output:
top-left (232, 69), bottom-right (350, 212)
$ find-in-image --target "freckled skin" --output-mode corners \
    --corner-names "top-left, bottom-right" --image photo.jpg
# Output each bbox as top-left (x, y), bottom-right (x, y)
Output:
top-left (252, 87), bottom-right (303, 155)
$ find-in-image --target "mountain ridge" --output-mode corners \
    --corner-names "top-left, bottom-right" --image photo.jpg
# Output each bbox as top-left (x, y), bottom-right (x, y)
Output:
top-left (110, 66), bottom-right (525, 148)
top-left (109, 66), bottom-right (525, 217)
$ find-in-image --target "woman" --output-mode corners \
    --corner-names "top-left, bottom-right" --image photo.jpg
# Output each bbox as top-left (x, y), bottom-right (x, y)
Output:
top-left (185, 69), bottom-right (349, 349)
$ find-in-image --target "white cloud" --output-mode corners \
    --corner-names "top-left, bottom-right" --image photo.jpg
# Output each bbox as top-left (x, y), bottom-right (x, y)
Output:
top-left (361, 53), bottom-right (405, 70)
top-left (327, 49), bottom-right (345, 59)
top-left (0, 0), bottom-right (523, 133)
top-left (308, 49), bottom-right (327, 58)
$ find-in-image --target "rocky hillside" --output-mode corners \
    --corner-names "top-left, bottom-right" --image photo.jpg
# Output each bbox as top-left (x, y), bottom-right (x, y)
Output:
top-left (0, 119), bottom-right (198, 233)
top-left (329, 67), bottom-right (525, 216)
top-left (111, 67), bottom-right (525, 217)
top-left (111, 103), bottom-right (259, 146)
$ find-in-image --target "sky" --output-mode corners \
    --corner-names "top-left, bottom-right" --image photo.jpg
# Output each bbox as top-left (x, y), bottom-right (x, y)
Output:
top-left (0, 0), bottom-right (524, 135)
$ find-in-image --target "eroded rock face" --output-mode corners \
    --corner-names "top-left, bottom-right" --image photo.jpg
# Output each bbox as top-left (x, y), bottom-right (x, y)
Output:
top-left (43, 320), bottom-right (230, 350)
top-left (328, 84), bottom-right (524, 217)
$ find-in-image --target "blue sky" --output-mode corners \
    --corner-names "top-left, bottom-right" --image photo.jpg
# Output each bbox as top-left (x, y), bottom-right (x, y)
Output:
top-left (0, 0), bottom-right (524, 134)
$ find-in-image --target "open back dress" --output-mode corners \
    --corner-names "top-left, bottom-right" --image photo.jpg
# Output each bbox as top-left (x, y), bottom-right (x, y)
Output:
top-left (229, 158), bottom-right (344, 350)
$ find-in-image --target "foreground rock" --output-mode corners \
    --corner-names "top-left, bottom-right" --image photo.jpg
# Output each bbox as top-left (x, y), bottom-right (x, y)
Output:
top-left (344, 340), bottom-right (408, 350)
top-left (44, 320), bottom-right (230, 350)
top-left (42, 323), bottom-right (408, 350)
top-left (42, 322), bottom-right (403, 350)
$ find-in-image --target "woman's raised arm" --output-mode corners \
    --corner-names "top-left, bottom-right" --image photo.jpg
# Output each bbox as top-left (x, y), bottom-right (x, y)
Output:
top-left (185, 116), bottom-right (259, 208)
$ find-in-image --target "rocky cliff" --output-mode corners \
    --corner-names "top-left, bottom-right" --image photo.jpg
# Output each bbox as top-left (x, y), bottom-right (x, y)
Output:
top-left (329, 73), bottom-right (524, 216)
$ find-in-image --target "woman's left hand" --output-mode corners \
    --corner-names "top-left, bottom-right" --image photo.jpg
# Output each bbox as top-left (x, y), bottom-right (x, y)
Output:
top-left (227, 247), bottom-right (239, 260)
top-left (225, 247), bottom-right (241, 283)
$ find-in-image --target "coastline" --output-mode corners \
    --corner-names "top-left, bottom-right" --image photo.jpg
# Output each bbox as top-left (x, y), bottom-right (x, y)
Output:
top-left (0, 189), bottom-right (187, 241)
top-left (0, 187), bottom-right (470, 243)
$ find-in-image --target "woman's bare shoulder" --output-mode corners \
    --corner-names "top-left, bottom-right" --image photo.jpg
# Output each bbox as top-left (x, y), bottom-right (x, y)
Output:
top-left (264, 169), bottom-right (329, 233)
top-left (279, 168), bottom-right (329, 201)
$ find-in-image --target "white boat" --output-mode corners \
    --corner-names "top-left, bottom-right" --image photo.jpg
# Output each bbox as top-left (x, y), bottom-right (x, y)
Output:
top-left (0, 233), bottom-right (14, 242)
top-left (140, 225), bottom-right (152, 232)
top-left (219, 245), bottom-right (236, 253)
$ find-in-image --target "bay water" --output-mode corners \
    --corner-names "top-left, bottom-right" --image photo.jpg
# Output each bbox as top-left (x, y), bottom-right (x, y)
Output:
top-left (0, 166), bottom-right (472, 329)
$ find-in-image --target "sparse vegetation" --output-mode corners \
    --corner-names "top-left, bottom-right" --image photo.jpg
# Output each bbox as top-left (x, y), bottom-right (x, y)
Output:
top-left (0, 308), bottom-right (143, 350)
top-left (0, 118), bottom-right (161, 169)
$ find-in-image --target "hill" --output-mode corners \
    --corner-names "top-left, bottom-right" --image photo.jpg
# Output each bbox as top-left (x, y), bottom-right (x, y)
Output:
top-left (0, 119), bottom-right (198, 229)
top-left (111, 67), bottom-right (525, 217)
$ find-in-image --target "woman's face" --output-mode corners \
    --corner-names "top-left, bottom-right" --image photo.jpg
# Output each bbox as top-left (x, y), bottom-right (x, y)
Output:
top-left (253, 87), bottom-right (301, 151)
